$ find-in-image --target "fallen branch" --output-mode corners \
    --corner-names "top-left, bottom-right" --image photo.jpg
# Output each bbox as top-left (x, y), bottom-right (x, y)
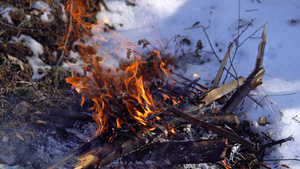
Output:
top-left (212, 42), bottom-right (233, 88)
top-left (202, 77), bottom-right (246, 106)
top-left (167, 107), bottom-right (258, 152)
top-left (221, 25), bottom-right (267, 114)
top-left (259, 136), bottom-right (294, 154)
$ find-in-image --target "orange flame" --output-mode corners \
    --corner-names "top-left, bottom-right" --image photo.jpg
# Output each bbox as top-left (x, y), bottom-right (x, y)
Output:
top-left (222, 159), bottom-right (232, 169)
top-left (63, 0), bottom-right (177, 138)
top-left (66, 54), bottom-right (172, 135)
top-left (193, 73), bottom-right (199, 78)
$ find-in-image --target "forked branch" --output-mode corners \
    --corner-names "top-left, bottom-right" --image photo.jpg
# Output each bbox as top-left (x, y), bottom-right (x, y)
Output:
top-left (221, 24), bottom-right (267, 114)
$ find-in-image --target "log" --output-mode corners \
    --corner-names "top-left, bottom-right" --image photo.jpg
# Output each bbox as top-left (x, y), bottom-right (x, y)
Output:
top-left (49, 136), bottom-right (104, 169)
top-left (49, 125), bottom-right (161, 169)
top-left (118, 138), bottom-right (228, 166)
top-left (49, 111), bottom-right (234, 168)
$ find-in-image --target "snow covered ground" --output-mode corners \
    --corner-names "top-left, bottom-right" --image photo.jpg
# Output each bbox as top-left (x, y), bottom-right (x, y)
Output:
top-left (94, 0), bottom-right (300, 168)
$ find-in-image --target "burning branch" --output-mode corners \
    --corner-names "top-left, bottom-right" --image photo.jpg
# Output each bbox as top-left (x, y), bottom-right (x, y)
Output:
top-left (66, 49), bottom-right (176, 136)
top-left (56, 0), bottom-right (101, 66)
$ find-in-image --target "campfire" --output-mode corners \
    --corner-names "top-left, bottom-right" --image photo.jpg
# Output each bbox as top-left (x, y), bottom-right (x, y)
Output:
top-left (1, 0), bottom-right (298, 168)
top-left (42, 0), bottom-right (292, 168)
top-left (65, 48), bottom-right (178, 136)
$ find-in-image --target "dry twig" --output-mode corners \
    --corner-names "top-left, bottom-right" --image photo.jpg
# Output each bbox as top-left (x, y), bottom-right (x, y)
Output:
top-left (221, 25), bottom-right (267, 114)
top-left (167, 107), bottom-right (258, 152)
top-left (212, 42), bottom-right (233, 88)
top-left (56, 1), bottom-right (73, 66)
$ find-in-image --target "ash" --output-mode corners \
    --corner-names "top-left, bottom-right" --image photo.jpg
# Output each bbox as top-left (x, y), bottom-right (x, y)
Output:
top-left (0, 116), bottom-right (97, 169)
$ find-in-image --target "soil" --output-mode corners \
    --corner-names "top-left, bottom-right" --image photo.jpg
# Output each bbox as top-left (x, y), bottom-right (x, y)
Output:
top-left (0, 0), bottom-right (98, 168)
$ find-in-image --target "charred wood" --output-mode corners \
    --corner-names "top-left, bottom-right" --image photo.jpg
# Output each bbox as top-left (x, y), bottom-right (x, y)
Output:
top-left (119, 138), bottom-right (228, 166)
top-left (196, 114), bottom-right (240, 126)
top-left (169, 113), bottom-right (240, 127)
top-left (167, 107), bottom-right (258, 152)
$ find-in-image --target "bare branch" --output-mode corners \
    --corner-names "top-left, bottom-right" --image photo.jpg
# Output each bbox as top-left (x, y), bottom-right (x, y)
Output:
top-left (221, 25), bottom-right (267, 114)
top-left (167, 107), bottom-right (258, 152)
top-left (212, 42), bottom-right (233, 88)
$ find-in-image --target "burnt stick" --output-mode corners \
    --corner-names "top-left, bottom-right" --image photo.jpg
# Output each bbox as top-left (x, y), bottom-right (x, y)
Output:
top-left (167, 107), bottom-right (259, 152)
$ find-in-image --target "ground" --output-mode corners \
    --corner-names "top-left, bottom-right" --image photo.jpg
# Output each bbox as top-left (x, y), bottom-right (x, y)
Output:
top-left (0, 0), bottom-right (97, 168)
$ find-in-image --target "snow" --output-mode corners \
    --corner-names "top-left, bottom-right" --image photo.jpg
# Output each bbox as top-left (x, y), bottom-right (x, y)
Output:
top-left (0, 7), bottom-right (14, 24)
top-left (32, 1), bottom-right (53, 22)
top-left (61, 50), bottom-right (85, 76)
top-left (90, 0), bottom-right (300, 168)
top-left (10, 35), bottom-right (51, 80)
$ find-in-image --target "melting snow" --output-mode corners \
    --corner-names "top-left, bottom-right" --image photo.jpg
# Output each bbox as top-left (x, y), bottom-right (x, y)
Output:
top-left (32, 1), bottom-right (53, 22)
top-left (10, 35), bottom-right (51, 80)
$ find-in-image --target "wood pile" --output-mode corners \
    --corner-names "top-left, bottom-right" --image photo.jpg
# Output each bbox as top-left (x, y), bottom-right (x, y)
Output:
top-left (49, 25), bottom-right (276, 169)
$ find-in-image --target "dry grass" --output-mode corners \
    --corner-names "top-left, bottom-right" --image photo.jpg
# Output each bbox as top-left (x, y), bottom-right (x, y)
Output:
top-left (0, 56), bottom-right (79, 143)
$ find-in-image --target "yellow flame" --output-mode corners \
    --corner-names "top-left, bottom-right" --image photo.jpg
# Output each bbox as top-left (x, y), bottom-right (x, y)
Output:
top-left (63, 1), bottom-right (178, 136)
top-left (193, 73), bottom-right (199, 78)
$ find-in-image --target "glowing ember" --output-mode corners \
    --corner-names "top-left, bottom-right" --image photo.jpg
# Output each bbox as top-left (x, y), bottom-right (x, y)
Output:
top-left (193, 73), bottom-right (200, 78)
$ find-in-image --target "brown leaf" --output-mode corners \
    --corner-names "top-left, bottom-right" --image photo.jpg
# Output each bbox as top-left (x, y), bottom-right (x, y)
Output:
top-left (7, 54), bottom-right (25, 71)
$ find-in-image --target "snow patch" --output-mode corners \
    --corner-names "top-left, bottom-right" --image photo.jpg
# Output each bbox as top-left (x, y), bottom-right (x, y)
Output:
top-left (32, 1), bottom-right (53, 22)
top-left (10, 35), bottom-right (51, 80)
top-left (263, 78), bottom-right (300, 93)
top-left (0, 7), bottom-right (14, 24)
top-left (61, 50), bottom-right (85, 76)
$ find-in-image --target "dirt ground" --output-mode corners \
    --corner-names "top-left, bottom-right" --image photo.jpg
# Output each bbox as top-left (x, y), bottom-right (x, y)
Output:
top-left (0, 0), bottom-right (98, 168)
